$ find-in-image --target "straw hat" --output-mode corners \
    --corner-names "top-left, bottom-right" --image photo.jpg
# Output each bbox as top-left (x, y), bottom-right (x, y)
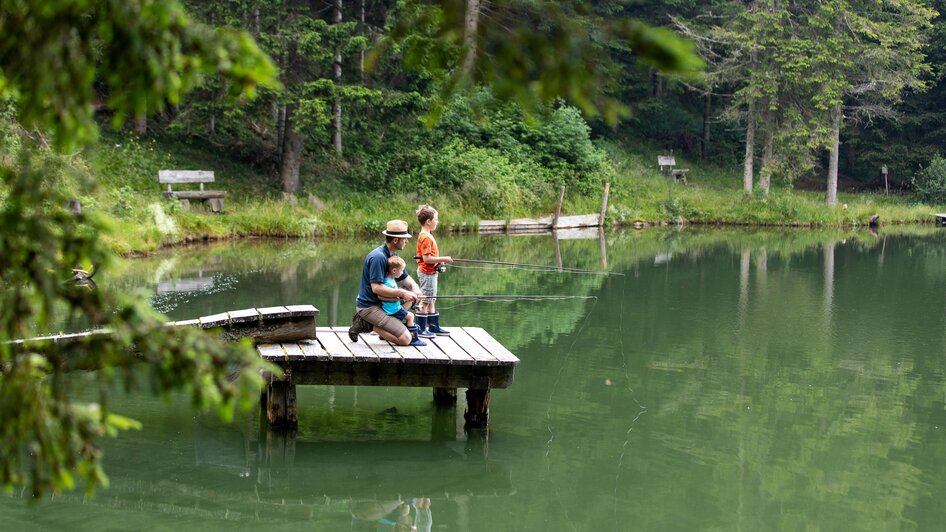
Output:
top-left (382, 219), bottom-right (412, 238)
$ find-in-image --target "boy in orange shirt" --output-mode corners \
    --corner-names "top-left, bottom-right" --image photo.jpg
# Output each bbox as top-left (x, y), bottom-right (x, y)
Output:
top-left (415, 204), bottom-right (453, 337)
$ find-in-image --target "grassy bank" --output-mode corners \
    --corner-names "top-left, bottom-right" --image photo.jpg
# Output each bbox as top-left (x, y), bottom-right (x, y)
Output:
top-left (75, 133), bottom-right (942, 255)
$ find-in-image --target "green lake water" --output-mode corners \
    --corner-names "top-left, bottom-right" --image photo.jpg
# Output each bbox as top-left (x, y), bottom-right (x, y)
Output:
top-left (5, 227), bottom-right (946, 531)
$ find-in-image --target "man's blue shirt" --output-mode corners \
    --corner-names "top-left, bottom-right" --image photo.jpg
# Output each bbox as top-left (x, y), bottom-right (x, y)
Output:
top-left (356, 244), bottom-right (407, 308)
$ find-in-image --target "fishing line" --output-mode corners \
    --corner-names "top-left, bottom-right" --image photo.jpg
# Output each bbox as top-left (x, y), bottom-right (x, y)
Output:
top-left (545, 293), bottom-right (600, 460)
top-left (416, 256), bottom-right (623, 276)
top-left (612, 269), bottom-right (647, 530)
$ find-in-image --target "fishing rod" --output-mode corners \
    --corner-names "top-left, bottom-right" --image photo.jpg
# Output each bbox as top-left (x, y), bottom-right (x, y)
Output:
top-left (418, 294), bottom-right (596, 300)
top-left (413, 257), bottom-right (621, 276)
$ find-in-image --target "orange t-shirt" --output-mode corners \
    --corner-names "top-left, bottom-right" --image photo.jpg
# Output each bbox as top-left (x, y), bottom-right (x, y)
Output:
top-left (416, 233), bottom-right (439, 275)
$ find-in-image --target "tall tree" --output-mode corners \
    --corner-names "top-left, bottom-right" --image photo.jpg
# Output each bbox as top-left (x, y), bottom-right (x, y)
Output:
top-left (805, 0), bottom-right (934, 205)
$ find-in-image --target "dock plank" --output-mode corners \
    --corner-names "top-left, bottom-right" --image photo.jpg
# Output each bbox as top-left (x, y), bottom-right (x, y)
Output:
top-left (228, 308), bottom-right (260, 324)
top-left (258, 306), bottom-right (293, 320)
top-left (328, 326), bottom-right (386, 360)
top-left (463, 327), bottom-right (519, 364)
top-left (282, 343), bottom-right (305, 360)
top-left (315, 328), bottom-right (356, 361)
top-left (199, 313), bottom-right (229, 328)
top-left (356, 332), bottom-right (399, 362)
top-left (415, 341), bottom-right (451, 364)
top-left (298, 339), bottom-right (330, 361)
top-left (286, 304), bottom-right (319, 317)
top-left (258, 344), bottom-right (286, 361)
top-left (449, 328), bottom-right (499, 365)
top-left (428, 336), bottom-right (475, 365)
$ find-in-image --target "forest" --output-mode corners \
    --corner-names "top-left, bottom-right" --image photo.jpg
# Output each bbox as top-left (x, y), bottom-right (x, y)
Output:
top-left (91, 0), bottom-right (946, 213)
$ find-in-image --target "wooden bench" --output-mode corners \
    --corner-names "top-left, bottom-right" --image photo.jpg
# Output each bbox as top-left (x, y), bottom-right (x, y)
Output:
top-left (158, 170), bottom-right (226, 212)
top-left (657, 155), bottom-right (689, 183)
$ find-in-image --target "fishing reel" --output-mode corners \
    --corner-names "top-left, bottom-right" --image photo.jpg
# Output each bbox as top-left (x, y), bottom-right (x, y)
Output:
top-left (435, 263), bottom-right (447, 273)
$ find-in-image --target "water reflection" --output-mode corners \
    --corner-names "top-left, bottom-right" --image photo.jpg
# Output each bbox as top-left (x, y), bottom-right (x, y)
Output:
top-left (13, 226), bottom-right (946, 530)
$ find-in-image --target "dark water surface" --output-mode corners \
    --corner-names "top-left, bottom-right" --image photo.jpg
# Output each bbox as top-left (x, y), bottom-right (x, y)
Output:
top-left (5, 227), bottom-right (946, 531)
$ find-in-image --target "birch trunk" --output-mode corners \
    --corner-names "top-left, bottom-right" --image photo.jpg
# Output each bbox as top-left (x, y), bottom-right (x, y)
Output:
top-left (759, 123), bottom-right (773, 196)
top-left (461, 0), bottom-right (481, 82)
top-left (825, 106), bottom-right (841, 206)
top-left (333, 0), bottom-right (343, 156)
top-left (280, 106), bottom-right (302, 194)
top-left (743, 100), bottom-right (755, 195)
top-left (701, 92), bottom-right (711, 161)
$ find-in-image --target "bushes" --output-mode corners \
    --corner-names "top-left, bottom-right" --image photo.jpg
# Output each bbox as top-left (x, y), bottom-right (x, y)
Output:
top-left (403, 139), bottom-right (552, 217)
top-left (913, 155), bottom-right (946, 205)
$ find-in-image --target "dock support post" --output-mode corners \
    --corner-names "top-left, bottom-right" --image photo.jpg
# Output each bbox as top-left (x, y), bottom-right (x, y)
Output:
top-left (433, 387), bottom-right (457, 405)
top-left (264, 380), bottom-right (298, 428)
top-left (464, 377), bottom-right (491, 428)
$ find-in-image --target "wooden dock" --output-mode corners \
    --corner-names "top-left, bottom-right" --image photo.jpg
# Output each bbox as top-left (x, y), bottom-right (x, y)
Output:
top-left (478, 182), bottom-right (610, 234)
top-left (258, 326), bottom-right (519, 430)
top-left (12, 305), bottom-right (519, 430)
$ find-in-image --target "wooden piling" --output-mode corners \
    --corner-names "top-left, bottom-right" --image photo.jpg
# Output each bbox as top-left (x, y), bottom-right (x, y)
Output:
top-left (599, 181), bottom-right (610, 226)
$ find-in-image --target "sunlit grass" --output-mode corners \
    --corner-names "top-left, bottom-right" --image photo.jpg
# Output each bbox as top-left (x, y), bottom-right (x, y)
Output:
top-left (63, 132), bottom-right (946, 254)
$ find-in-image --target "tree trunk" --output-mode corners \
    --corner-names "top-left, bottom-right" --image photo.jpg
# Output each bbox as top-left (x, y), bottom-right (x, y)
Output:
top-left (333, 0), bottom-right (343, 156)
top-left (759, 123), bottom-right (773, 196)
top-left (461, 0), bottom-right (481, 83)
top-left (655, 74), bottom-right (663, 98)
top-left (360, 0), bottom-right (366, 84)
top-left (280, 106), bottom-right (302, 194)
top-left (825, 106), bottom-right (841, 206)
top-left (701, 92), bottom-right (711, 161)
top-left (743, 100), bottom-right (755, 195)
top-left (133, 115), bottom-right (147, 135)
top-left (276, 104), bottom-right (287, 156)
top-left (253, 8), bottom-right (260, 38)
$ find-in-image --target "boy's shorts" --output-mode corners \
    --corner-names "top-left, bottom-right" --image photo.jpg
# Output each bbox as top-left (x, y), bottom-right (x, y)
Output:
top-left (387, 308), bottom-right (409, 321)
top-left (417, 270), bottom-right (438, 303)
top-left (356, 305), bottom-right (408, 338)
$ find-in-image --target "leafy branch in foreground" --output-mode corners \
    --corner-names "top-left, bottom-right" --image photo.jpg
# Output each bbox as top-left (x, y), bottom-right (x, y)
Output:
top-left (0, 0), bottom-right (279, 497)
top-left (0, 153), bottom-right (275, 497)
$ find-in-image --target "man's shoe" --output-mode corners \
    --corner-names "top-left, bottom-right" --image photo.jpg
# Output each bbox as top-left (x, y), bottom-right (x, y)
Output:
top-left (348, 312), bottom-right (373, 342)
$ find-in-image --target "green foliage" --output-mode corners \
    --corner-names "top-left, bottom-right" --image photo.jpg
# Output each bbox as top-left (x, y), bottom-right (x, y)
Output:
top-left (0, 0), bottom-right (278, 499)
top-left (384, 0), bottom-right (703, 125)
top-left (0, 0), bottom-right (278, 152)
top-left (405, 139), bottom-right (550, 217)
top-left (912, 155), bottom-right (946, 205)
top-left (0, 150), bottom-right (272, 497)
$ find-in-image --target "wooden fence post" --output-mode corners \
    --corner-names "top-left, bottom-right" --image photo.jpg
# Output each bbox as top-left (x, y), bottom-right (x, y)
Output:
top-left (599, 182), bottom-right (610, 226)
top-left (552, 186), bottom-right (565, 228)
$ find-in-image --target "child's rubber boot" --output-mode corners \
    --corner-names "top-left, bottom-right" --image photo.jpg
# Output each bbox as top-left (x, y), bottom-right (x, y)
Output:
top-left (428, 313), bottom-right (451, 336)
top-left (416, 314), bottom-right (435, 338)
top-left (408, 325), bottom-right (427, 347)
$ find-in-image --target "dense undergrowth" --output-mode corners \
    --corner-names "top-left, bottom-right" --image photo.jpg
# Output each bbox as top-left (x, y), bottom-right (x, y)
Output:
top-left (55, 129), bottom-right (939, 255)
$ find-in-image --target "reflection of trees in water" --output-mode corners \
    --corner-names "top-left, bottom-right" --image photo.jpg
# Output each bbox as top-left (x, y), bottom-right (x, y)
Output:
top-left (586, 229), bottom-right (946, 530)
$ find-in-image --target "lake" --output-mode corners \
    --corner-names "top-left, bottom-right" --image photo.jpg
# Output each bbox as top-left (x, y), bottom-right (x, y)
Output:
top-left (4, 226), bottom-right (946, 530)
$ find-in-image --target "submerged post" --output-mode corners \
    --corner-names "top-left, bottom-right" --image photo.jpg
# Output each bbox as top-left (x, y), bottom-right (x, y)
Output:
top-left (463, 376), bottom-right (491, 428)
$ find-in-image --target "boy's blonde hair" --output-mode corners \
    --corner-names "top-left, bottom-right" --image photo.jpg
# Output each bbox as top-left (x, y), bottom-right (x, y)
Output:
top-left (416, 204), bottom-right (438, 226)
top-left (387, 255), bottom-right (406, 274)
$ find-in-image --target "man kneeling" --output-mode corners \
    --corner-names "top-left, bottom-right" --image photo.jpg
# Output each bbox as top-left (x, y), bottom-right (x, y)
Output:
top-left (349, 219), bottom-right (425, 346)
